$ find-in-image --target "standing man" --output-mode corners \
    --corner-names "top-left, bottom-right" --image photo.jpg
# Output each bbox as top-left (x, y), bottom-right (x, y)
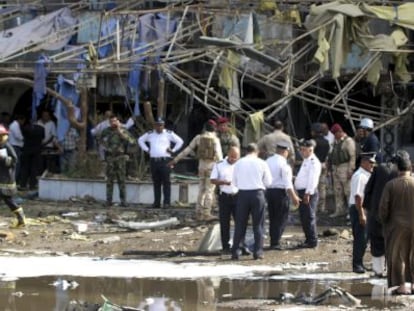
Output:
top-left (294, 139), bottom-right (321, 248)
top-left (100, 114), bottom-right (135, 207)
top-left (0, 125), bottom-right (26, 228)
top-left (169, 121), bottom-right (222, 221)
top-left (357, 118), bottom-right (381, 166)
top-left (59, 127), bottom-right (79, 174)
top-left (266, 141), bottom-right (301, 250)
top-left (19, 119), bottom-right (44, 190)
top-left (349, 153), bottom-right (376, 273)
top-left (8, 114), bottom-right (26, 183)
top-left (321, 122), bottom-right (335, 149)
top-left (311, 123), bottom-right (330, 213)
top-left (138, 117), bottom-right (184, 209)
top-left (379, 154), bottom-right (414, 295)
top-left (210, 146), bottom-right (240, 253)
top-left (231, 143), bottom-right (272, 260)
top-left (37, 110), bottom-right (59, 173)
top-left (364, 151), bottom-right (406, 277)
top-left (257, 119), bottom-right (295, 163)
top-left (328, 123), bottom-right (356, 218)
top-left (216, 117), bottom-right (240, 155)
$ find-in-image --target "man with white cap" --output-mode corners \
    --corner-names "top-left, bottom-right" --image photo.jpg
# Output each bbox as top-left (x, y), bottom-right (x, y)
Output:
top-left (138, 117), bottom-right (184, 209)
top-left (266, 140), bottom-right (300, 250)
top-left (357, 118), bottom-right (380, 166)
top-left (294, 139), bottom-right (321, 248)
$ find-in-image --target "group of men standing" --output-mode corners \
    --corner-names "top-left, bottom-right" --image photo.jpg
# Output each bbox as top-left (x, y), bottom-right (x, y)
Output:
top-left (210, 123), bottom-right (323, 260)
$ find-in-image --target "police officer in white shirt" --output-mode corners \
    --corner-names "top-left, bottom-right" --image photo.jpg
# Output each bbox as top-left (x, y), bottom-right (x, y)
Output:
top-left (211, 146), bottom-right (253, 255)
top-left (210, 146), bottom-right (239, 251)
top-left (294, 139), bottom-right (322, 248)
top-left (138, 117), bottom-right (184, 209)
top-left (231, 143), bottom-right (272, 260)
top-left (266, 141), bottom-right (300, 250)
top-left (349, 152), bottom-right (375, 274)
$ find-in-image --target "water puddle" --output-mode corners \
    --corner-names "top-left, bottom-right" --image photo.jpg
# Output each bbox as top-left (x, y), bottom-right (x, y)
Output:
top-left (0, 274), bottom-right (408, 310)
top-left (0, 257), bottom-right (411, 310)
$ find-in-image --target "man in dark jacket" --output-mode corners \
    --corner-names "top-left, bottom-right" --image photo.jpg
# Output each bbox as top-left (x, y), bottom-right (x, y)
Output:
top-left (311, 123), bottom-right (330, 213)
top-left (20, 119), bottom-right (45, 190)
top-left (364, 150), bottom-right (407, 277)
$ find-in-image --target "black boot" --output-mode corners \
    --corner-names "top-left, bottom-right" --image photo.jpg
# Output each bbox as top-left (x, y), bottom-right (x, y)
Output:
top-left (11, 207), bottom-right (26, 228)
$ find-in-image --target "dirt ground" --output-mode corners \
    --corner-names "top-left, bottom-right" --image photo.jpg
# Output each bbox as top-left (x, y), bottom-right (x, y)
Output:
top-left (0, 191), bottom-right (357, 272)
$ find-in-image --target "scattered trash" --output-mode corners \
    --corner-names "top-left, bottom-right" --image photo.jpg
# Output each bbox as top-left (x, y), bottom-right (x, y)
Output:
top-left (197, 223), bottom-right (222, 252)
top-left (279, 286), bottom-right (362, 307)
top-left (61, 212), bottom-right (80, 218)
top-left (97, 236), bottom-right (121, 244)
top-left (69, 233), bottom-right (89, 241)
top-left (72, 221), bottom-right (88, 233)
top-left (176, 230), bottom-right (194, 236)
top-left (339, 229), bottom-right (351, 240)
top-left (322, 228), bottom-right (339, 237)
top-left (114, 217), bottom-right (179, 231)
top-left (101, 295), bottom-right (143, 310)
top-left (0, 230), bottom-right (15, 241)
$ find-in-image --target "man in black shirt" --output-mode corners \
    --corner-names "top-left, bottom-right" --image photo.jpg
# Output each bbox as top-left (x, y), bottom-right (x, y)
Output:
top-left (311, 123), bottom-right (330, 213)
top-left (20, 120), bottom-right (45, 190)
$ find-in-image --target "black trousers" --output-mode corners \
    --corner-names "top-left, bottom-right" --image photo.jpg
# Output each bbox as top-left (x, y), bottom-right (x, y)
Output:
top-left (150, 158), bottom-right (171, 206)
top-left (350, 204), bottom-right (368, 267)
top-left (12, 145), bottom-right (22, 183)
top-left (232, 189), bottom-right (266, 257)
top-left (297, 189), bottom-right (319, 246)
top-left (367, 210), bottom-right (384, 257)
top-left (218, 192), bottom-right (237, 250)
top-left (266, 188), bottom-right (289, 246)
top-left (20, 151), bottom-right (42, 189)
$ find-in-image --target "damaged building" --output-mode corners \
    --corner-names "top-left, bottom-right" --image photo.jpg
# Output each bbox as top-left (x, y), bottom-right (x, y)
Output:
top-left (0, 0), bottom-right (413, 169)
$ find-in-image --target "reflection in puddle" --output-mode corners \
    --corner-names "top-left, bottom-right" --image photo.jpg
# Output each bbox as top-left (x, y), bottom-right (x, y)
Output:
top-left (0, 276), bottom-right (405, 310)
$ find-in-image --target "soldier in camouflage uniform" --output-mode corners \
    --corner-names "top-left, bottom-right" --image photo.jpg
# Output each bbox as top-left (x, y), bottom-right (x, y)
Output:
top-left (170, 121), bottom-right (223, 221)
top-left (216, 117), bottom-right (240, 155)
top-left (101, 115), bottom-right (135, 207)
top-left (328, 123), bottom-right (356, 218)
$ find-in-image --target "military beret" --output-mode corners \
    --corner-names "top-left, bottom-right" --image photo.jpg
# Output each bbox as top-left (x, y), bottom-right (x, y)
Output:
top-left (207, 119), bottom-right (217, 127)
top-left (216, 117), bottom-right (229, 124)
top-left (330, 123), bottom-right (343, 134)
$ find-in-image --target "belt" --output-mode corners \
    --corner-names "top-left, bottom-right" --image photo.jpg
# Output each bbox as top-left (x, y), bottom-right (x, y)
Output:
top-left (220, 192), bottom-right (237, 196)
top-left (151, 157), bottom-right (170, 161)
top-left (238, 189), bottom-right (264, 192)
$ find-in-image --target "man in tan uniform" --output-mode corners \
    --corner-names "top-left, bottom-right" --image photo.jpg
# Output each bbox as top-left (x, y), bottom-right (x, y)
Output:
top-left (169, 121), bottom-right (223, 220)
top-left (216, 116), bottom-right (240, 155)
top-left (328, 123), bottom-right (356, 218)
top-left (257, 119), bottom-right (295, 164)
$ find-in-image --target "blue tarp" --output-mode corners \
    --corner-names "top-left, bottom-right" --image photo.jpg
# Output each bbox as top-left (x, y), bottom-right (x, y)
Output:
top-left (54, 75), bottom-right (80, 142)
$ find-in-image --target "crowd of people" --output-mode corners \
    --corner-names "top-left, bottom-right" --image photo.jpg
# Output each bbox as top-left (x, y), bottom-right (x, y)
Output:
top-left (1, 108), bottom-right (414, 295)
